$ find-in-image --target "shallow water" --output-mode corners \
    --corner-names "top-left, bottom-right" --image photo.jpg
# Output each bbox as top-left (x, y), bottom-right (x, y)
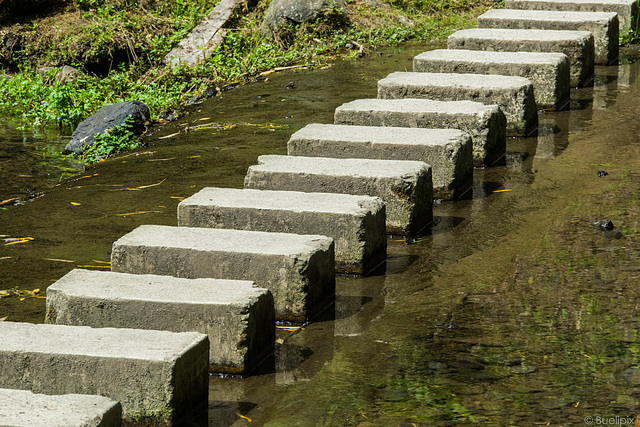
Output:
top-left (2, 44), bottom-right (640, 426)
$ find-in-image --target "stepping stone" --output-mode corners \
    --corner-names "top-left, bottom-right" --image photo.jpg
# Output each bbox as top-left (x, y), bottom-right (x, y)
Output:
top-left (477, 9), bottom-right (619, 65)
top-left (334, 98), bottom-right (506, 166)
top-left (111, 225), bottom-right (335, 323)
top-left (505, 0), bottom-right (637, 33)
top-left (378, 71), bottom-right (538, 137)
top-left (244, 155), bottom-right (433, 236)
top-left (413, 49), bottom-right (570, 111)
top-left (46, 269), bottom-right (275, 375)
top-left (0, 322), bottom-right (208, 426)
top-left (0, 388), bottom-right (122, 427)
top-left (287, 123), bottom-right (472, 200)
top-left (178, 187), bottom-right (387, 275)
top-left (448, 28), bottom-right (595, 87)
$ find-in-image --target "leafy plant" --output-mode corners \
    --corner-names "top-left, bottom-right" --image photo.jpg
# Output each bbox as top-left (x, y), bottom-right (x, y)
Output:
top-left (81, 115), bottom-right (139, 163)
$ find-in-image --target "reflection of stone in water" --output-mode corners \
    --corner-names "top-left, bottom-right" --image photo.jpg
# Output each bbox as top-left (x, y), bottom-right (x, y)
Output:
top-left (592, 69), bottom-right (619, 110)
top-left (208, 375), bottom-right (269, 427)
top-left (617, 59), bottom-right (640, 88)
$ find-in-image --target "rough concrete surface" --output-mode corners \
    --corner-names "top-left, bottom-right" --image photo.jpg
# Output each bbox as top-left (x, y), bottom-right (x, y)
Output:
top-left (0, 322), bottom-right (209, 426)
top-left (178, 187), bottom-right (387, 275)
top-left (288, 123), bottom-right (472, 200)
top-left (447, 28), bottom-right (595, 87)
top-left (378, 71), bottom-right (538, 136)
top-left (413, 49), bottom-right (570, 111)
top-left (244, 154), bottom-right (433, 236)
top-left (334, 98), bottom-right (506, 166)
top-left (0, 388), bottom-right (122, 427)
top-left (111, 225), bottom-right (335, 323)
top-left (46, 269), bottom-right (275, 375)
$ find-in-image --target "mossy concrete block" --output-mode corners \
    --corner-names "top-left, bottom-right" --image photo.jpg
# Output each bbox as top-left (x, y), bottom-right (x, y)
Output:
top-left (477, 9), bottom-right (618, 65)
top-left (244, 154), bottom-right (433, 236)
top-left (178, 187), bottom-right (386, 275)
top-left (288, 123), bottom-right (472, 200)
top-left (447, 28), bottom-right (595, 87)
top-left (334, 98), bottom-right (505, 166)
top-left (111, 225), bottom-right (335, 323)
top-left (0, 388), bottom-right (122, 427)
top-left (413, 49), bottom-right (570, 111)
top-left (378, 71), bottom-right (538, 137)
top-left (0, 322), bottom-right (209, 426)
top-left (505, 0), bottom-right (637, 33)
top-left (46, 269), bottom-right (275, 375)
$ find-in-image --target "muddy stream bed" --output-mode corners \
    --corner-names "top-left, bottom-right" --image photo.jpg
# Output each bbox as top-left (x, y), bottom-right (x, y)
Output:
top-left (3, 44), bottom-right (640, 425)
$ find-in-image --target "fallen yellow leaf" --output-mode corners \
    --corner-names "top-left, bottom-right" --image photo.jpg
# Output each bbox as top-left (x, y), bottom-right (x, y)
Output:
top-left (77, 265), bottom-right (111, 269)
top-left (115, 211), bottom-right (162, 216)
top-left (44, 258), bottom-right (74, 263)
top-left (236, 413), bottom-right (252, 423)
top-left (187, 155), bottom-right (201, 159)
top-left (71, 202), bottom-right (81, 206)
top-left (158, 132), bottom-right (180, 140)
top-left (492, 189), bottom-right (513, 193)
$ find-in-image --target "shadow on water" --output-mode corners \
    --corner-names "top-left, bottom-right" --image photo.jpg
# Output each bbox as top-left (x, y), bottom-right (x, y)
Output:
top-left (3, 44), bottom-right (640, 425)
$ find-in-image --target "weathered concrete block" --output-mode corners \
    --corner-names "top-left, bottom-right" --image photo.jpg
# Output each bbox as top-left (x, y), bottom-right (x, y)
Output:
top-left (477, 9), bottom-right (618, 65)
top-left (413, 49), bottom-right (570, 111)
top-left (178, 187), bottom-right (386, 275)
top-left (0, 322), bottom-right (208, 426)
top-left (111, 225), bottom-right (335, 323)
top-left (378, 71), bottom-right (538, 137)
top-left (46, 269), bottom-right (275, 375)
top-left (244, 155), bottom-right (433, 236)
top-left (334, 98), bottom-right (505, 166)
top-left (448, 28), bottom-right (595, 87)
top-left (287, 123), bottom-right (472, 200)
top-left (0, 388), bottom-right (122, 427)
top-left (505, 0), bottom-right (637, 33)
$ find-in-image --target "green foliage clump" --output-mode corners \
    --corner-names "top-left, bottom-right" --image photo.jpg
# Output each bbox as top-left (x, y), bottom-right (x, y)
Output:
top-left (81, 115), bottom-right (139, 163)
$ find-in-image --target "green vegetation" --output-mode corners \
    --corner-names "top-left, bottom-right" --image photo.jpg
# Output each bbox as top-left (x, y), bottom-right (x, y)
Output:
top-left (81, 115), bottom-right (139, 163)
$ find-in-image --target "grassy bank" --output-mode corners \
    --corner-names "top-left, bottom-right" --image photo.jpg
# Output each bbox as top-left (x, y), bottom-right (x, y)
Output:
top-left (0, 0), bottom-right (496, 133)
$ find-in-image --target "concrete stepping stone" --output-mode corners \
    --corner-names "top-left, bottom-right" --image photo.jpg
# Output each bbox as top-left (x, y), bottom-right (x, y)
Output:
top-left (177, 187), bottom-right (387, 275)
top-left (378, 71), bottom-right (538, 137)
top-left (334, 98), bottom-right (506, 166)
top-left (448, 28), bottom-right (595, 87)
top-left (244, 155), bottom-right (433, 236)
top-left (0, 322), bottom-right (208, 426)
top-left (505, 0), bottom-right (637, 33)
top-left (111, 225), bottom-right (335, 323)
top-left (46, 269), bottom-right (275, 375)
top-left (0, 388), bottom-right (121, 427)
top-left (287, 123), bottom-right (472, 200)
top-left (413, 49), bottom-right (570, 111)
top-left (477, 9), bottom-right (618, 65)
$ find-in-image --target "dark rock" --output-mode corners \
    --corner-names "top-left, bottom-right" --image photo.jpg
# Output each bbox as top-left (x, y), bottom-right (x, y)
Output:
top-left (597, 170), bottom-right (608, 177)
top-left (64, 100), bottom-right (150, 154)
top-left (621, 368), bottom-right (640, 386)
top-left (285, 81), bottom-right (295, 89)
top-left (601, 220), bottom-right (615, 231)
top-left (261, 0), bottom-right (347, 35)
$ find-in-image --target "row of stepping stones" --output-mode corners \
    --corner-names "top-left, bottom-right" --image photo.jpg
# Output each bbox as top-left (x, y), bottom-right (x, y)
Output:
top-left (1, 0), bottom-right (635, 424)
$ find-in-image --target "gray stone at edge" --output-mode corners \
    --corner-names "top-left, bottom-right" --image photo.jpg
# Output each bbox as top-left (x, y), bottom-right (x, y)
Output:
top-left (447, 28), bottom-right (595, 88)
top-left (261, 0), bottom-right (346, 35)
top-left (334, 98), bottom-right (506, 166)
top-left (46, 269), bottom-right (275, 375)
top-left (111, 225), bottom-right (335, 323)
top-left (244, 155), bottom-right (433, 236)
top-left (378, 71), bottom-right (538, 137)
top-left (178, 187), bottom-right (387, 275)
top-left (287, 124), bottom-right (472, 200)
top-left (64, 100), bottom-right (150, 154)
top-left (505, 0), bottom-right (637, 33)
top-left (0, 322), bottom-right (208, 426)
top-left (0, 388), bottom-right (122, 427)
top-left (413, 49), bottom-right (570, 111)
top-left (477, 9), bottom-right (619, 65)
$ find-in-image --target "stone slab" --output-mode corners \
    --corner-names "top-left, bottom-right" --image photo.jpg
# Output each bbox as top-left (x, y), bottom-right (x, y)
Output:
top-left (378, 71), bottom-right (538, 137)
top-left (0, 388), bottom-right (121, 427)
top-left (505, 0), bottom-right (637, 33)
top-left (178, 187), bottom-right (387, 275)
top-left (477, 9), bottom-right (618, 65)
top-left (111, 225), bottom-right (335, 323)
top-left (244, 155), bottom-right (433, 236)
top-left (413, 49), bottom-right (570, 111)
top-left (334, 98), bottom-right (506, 166)
top-left (0, 322), bottom-right (208, 426)
top-left (447, 28), bottom-right (595, 87)
top-left (287, 123), bottom-right (472, 200)
top-left (46, 269), bottom-right (275, 375)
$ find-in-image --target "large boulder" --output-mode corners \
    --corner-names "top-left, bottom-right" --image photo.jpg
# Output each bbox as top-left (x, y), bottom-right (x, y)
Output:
top-left (64, 100), bottom-right (150, 154)
top-left (261, 0), bottom-right (347, 35)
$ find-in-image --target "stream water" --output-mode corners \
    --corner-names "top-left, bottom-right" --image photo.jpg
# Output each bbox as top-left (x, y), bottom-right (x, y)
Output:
top-left (2, 44), bottom-right (640, 426)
